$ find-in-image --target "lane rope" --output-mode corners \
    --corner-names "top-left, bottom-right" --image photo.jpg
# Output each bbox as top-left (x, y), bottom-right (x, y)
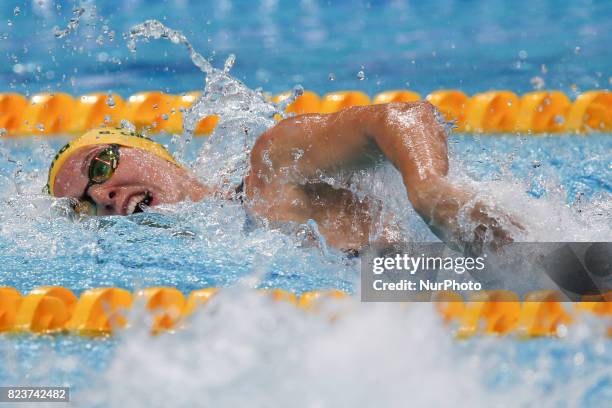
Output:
top-left (1, 90), bottom-right (610, 136)
top-left (0, 286), bottom-right (610, 337)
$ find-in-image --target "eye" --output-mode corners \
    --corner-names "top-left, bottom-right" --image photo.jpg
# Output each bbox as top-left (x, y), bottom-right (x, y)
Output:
top-left (89, 147), bottom-right (119, 183)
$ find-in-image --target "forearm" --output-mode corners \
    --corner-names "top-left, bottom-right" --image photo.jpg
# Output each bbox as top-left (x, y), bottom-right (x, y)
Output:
top-left (412, 176), bottom-right (520, 254)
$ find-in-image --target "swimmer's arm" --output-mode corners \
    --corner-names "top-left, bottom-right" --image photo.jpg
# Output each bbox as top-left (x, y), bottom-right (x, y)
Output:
top-left (249, 101), bottom-right (520, 252)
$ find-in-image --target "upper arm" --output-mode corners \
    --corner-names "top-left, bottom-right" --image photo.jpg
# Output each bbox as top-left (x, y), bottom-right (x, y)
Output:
top-left (248, 106), bottom-right (384, 185)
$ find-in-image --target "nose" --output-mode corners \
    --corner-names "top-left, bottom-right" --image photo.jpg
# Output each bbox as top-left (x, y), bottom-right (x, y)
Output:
top-left (87, 184), bottom-right (120, 215)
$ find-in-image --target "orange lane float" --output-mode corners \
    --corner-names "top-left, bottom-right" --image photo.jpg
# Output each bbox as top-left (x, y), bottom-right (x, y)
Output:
top-left (2, 90), bottom-right (612, 135)
top-left (19, 93), bottom-right (77, 135)
top-left (1, 287), bottom-right (611, 336)
top-left (426, 89), bottom-right (469, 130)
top-left (516, 291), bottom-right (573, 338)
top-left (136, 287), bottom-right (186, 333)
top-left (260, 288), bottom-right (298, 305)
top-left (373, 90), bottom-right (421, 104)
top-left (456, 291), bottom-right (521, 338)
top-left (0, 93), bottom-right (28, 134)
top-left (515, 91), bottom-right (572, 133)
top-left (123, 91), bottom-right (175, 133)
top-left (13, 295), bottom-right (71, 333)
top-left (433, 291), bottom-right (465, 324)
top-left (65, 287), bottom-right (133, 335)
top-left (298, 289), bottom-right (349, 310)
top-left (565, 90), bottom-right (612, 132)
top-left (183, 287), bottom-right (220, 316)
top-left (319, 91), bottom-right (371, 114)
top-left (0, 287), bottom-right (22, 332)
top-left (464, 91), bottom-right (520, 133)
top-left (71, 93), bottom-right (126, 132)
top-left (273, 90), bottom-right (322, 116)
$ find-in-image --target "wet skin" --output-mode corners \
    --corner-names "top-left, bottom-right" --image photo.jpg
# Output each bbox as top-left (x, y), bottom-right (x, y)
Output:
top-left (52, 101), bottom-right (521, 252)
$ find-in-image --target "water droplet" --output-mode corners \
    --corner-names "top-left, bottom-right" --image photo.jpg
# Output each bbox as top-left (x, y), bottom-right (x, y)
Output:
top-left (13, 6), bottom-right (20, 16)
top-left (540, 64), bottom-right (548, 75)
top-left (328, 72), bottom-right (335, 81)
top-left (573, 352), bottom-right (584, 366)
top-left (556, 324), bottom-right (568, 338)
top-left (103, 115), bottom-right (112, 123)
top-left (0, 128), bottom-right (7, 137)
top-left (574, 46), bottom-right (581, 54)
top-left (530, 76), bottom-right (545, 90)
top-left (532, 160), bottom-right (541, 168)
top-left (96, 35), bottom-right (104, 45)
top-left (356, 70), bottom-right (366, 81)
top-left (36, 123), bottom-right (45, 132)
top-left (7, 20), bottom-right (13, 27)
top-left (518, 50), bottom-right (528, 59)
top-left (106, 95), bottom-right (116, 108)
top-left (554, 115), bottom-right (565, 125)
top-left (161, 114), bottom-right (169, 120)
top-left (223, 54), bottom-right (235, 73)
top-left (53, 7), bottom-right (85, 39)
top-left (120, 120), bottom-right (136, 132)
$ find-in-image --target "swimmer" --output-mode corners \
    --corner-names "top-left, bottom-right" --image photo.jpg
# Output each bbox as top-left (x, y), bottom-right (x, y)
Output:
top-left (47, 101), bottom-right (521, 254)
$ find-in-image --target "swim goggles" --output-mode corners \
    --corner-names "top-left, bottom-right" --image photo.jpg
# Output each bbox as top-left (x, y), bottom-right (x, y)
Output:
top-left (71, 144), bottom-right (120, 216)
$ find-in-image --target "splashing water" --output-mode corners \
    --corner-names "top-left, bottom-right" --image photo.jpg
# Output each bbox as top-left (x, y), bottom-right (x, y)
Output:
top-left (127, 20), bottom-right (281, 189)
top-left (53, 7), bottom-right (85, 39)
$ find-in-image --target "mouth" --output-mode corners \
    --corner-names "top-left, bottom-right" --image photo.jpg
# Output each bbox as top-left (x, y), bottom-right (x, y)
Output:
top-left (126, 191), bottom-right (153, 215)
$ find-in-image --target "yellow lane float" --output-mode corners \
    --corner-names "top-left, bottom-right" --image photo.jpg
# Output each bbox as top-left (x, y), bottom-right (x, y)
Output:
top-left (259, 288), bottom-right (298, 305)
top-left (373, 90), bottom-right (421, 104)
top-left (456, 291), bottom-right (521, 338)
top-left (565, 90), bottom-right (612, 132)
top-left (123, 91), bottom-right (175, 133)
top-left (19, 93), bottom-right (77, 135)
top-left (0, 93), bottom-right (28, 134)
top-left (71, 93), bottom-right (126, 132)
top-left (515, 91), bottom-right (571, 133)
top-left (319, 91), bottom-right (371, 113)
top-left (136, 287), bottom-right (185, 333)
top-left (183, 287), bottom-right (220, 316)
top-left (516, 291), bottom-right (573, 338)
top-left (433, 290), bottom-right (465, 324)
top-left (0, 287), bottom-right (611, 337)
top-left (273, 90), bottom-right (322, 115)
top-left (1, 90), bottom-right (612, 135)
top-left (298, 289), bottom-right (349, 310)
top-left (65, 288), bottom-right (133, 335)
top-left (464, 91), bottom-right (520, 133)
top-left (426, 90), bottom-right (469, 130)
top-left (0, 287), bottom-right (22, 332)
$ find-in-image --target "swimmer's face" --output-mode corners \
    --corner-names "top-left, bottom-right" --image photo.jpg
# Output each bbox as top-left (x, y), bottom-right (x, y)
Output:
top-left (52, 145), bottom-right (206, 215)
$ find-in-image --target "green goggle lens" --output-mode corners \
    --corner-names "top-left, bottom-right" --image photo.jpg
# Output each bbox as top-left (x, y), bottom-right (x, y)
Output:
top-left (89, 146), bottom-right (119, 183)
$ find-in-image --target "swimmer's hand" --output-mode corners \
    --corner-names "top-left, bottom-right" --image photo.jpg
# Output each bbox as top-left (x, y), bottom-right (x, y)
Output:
top-left (410, 177), bottom-right (524, 256)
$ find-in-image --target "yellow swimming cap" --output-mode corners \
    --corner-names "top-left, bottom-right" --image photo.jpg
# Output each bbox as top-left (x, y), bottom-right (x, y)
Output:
top-left (46, 127), bottom-right (179, 195)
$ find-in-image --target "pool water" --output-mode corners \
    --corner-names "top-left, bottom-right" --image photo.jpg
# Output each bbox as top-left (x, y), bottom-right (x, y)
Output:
top-left (2, 0), bottom-right (612, 97)
top-left (1, 0), bottom-right (611, 407)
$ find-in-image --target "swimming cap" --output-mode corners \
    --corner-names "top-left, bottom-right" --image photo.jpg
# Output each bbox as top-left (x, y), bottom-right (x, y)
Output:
top-left (46, 127), bottom-right (179, 195)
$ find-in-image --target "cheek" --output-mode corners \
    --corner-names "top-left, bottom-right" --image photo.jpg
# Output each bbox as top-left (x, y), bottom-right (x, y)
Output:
top-left (141, 165), bottom-right (184, 200)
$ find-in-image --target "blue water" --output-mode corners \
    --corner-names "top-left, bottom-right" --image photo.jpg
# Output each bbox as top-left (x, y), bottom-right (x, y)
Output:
top-left (1, 0), bottom-right (611, 97)
top-left (0, 1), bottom-right (611, 407)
